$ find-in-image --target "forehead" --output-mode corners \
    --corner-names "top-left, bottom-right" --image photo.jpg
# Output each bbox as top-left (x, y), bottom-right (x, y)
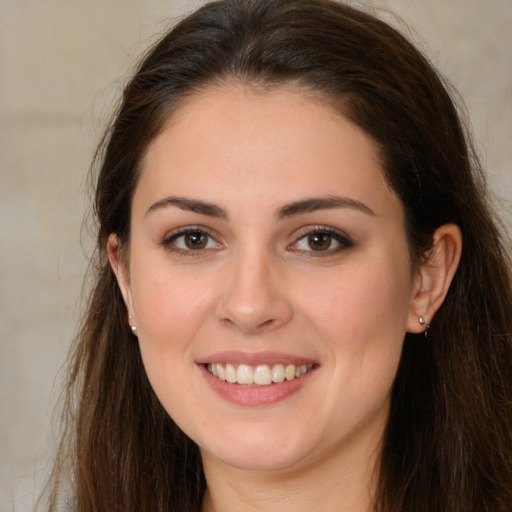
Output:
top-left (135, 84), bottom-right (401, 220)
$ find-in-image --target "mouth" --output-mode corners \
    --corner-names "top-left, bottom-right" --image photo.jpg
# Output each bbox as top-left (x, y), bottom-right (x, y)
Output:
top-left (205, 362), bottom-right (315, 386)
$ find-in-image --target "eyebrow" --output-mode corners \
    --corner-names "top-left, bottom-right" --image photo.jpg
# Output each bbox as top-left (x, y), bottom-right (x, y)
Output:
top-left (145, 194), bottom-right (375, 219)
top-left (277, 195), bottom-right (375, 218)
top-left (146, 196), bottom-right (228, 218)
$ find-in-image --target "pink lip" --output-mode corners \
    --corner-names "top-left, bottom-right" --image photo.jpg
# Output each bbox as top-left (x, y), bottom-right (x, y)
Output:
top-left (196, 350), bottom-right (316, 366)
top-left (196, 351), bottom-right (318, 407)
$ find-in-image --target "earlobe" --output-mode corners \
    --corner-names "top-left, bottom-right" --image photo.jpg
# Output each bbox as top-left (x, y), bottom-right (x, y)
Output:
top-left (107, 234), bottom-right (136, 328)
top-left (407, 223), bottom-right (462, 334)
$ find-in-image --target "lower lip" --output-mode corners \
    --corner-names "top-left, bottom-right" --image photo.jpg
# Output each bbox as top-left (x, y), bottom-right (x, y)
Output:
top-left (199, 365), bottom-right (316, 407)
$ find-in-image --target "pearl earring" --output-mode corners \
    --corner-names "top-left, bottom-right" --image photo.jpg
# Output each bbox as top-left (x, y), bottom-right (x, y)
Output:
top-left (419, 317), bottom-right (430, 338)
top-left (131, 325), bottom-right (137, 333)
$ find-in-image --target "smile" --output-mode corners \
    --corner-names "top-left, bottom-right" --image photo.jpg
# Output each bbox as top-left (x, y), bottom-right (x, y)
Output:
top-left (206, 362), bottom-right (314, 386)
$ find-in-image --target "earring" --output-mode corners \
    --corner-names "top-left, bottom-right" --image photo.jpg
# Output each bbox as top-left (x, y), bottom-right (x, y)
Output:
top-left (131, 325), bottom-right (137, 333)
top-left (419, 317), bottom-right (430, 338)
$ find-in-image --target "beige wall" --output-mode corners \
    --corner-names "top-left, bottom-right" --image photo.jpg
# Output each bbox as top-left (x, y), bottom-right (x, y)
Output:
top-left (1, 1), bottom-right (510, 510)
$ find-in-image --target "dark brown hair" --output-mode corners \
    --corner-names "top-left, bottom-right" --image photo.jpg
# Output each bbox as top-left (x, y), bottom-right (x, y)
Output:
top-left (43, 1), bottom-right (512, 510)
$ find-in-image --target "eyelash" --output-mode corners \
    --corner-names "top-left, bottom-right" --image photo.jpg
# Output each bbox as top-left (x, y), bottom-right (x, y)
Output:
top-left (161, 226), bottom-right (221, 256)
top-left (161, 225), bottom-right (354, 256)
top-left (289, 225), bottom-right (354, 255)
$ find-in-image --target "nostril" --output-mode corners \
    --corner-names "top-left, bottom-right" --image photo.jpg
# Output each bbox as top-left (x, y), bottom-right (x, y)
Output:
top-left (219, 317), bottom-right (235, 328)
top-left (218, 315), bottom-right (276, 332)
top-left (214, 270), bottom-right (294, 333)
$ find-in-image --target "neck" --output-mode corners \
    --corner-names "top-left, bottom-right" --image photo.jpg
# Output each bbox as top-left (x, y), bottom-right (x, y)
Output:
top-left (200, 433), bottom-right (381, 512)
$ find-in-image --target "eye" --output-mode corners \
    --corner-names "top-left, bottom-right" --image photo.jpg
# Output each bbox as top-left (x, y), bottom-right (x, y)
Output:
top-left (163, 228), bottom-right (221, 253)
top-left (290, 226), bottom-right (353, 254)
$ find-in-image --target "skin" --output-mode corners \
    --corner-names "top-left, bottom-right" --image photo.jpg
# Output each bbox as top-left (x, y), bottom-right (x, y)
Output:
top-left (109, 84), bottom-right (461, 512)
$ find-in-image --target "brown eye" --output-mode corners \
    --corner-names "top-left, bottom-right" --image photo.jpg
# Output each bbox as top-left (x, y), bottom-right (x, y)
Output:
top-left (307, 233), bottom-right (332, 251)
top-left (290, 227), bottom-right (354, 255)
top-left (164, 228), bottom-right (220, 253)
top-left (184, 231), bottom-right (208, 250)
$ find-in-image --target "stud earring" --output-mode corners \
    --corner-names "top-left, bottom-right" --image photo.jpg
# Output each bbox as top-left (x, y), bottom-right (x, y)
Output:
top-left (131, 325), bottom-right (137, 333)
top-left (418, 317), bottom-right (430, 338)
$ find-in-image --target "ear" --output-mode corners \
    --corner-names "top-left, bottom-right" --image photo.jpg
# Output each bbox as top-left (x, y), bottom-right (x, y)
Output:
top-left (107, 234), bottom-right (136, 331)
top-left (406, 223), bottom-right (462, 334)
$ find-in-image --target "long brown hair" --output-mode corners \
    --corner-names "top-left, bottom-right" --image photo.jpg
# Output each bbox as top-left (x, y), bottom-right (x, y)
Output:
top-left (43, 1), bottom-right (512, 510)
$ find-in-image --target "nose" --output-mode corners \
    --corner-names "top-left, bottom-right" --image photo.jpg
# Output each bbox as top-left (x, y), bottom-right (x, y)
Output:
top-left (215, 251), bottom-right (293, 334)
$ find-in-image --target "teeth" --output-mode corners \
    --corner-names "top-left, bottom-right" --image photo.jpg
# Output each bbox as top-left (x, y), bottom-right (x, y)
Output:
top-left (272, 364), bottom-right (285, 383)
top-left (285, 364), bottom-right (296, 381)
top-left (253, 365), bottom-right (272, 385)
top-left (207, 363), bottom-right (313, 386)
top-left (225, 363), bottom-right (236, 383)
top-left (236, 364), bottom-right (253, 385)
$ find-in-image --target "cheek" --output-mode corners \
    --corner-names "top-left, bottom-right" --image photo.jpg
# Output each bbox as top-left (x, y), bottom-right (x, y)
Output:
top-left (302, 256), bottom-right (411, 425)
top-left (300, 250), bottom-right (412, 390)
top-left (129, 264), bottom-right (214, 378)
top-left (307, 262), bottom-right (411, 340)
top-left (131, 252), bottom-right (211, 327)
top-left (129, 274), bottom-right (213, 425)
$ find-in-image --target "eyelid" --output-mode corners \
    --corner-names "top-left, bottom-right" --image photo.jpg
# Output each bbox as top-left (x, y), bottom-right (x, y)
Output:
top-left (161, 225), bottom-right (223, 254)
top-left (160, 224), bottom-right (353, 256)
top-left (288, 225), bottom-right (354, 253)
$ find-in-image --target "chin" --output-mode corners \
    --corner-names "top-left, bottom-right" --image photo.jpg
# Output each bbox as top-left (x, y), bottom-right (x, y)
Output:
top-left (204, 444), bottom-right (308, 473)
top-left (197, 422), bottom-right (319, 472)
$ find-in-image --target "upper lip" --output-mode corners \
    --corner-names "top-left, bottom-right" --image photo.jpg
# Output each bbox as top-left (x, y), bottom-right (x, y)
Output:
top-left (196, 350), bottom-right (317, 366)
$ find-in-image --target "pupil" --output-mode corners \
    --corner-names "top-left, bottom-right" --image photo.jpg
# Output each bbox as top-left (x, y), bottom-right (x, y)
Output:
top-left (308, 233), bottom-right (331, 251)
top-left (185, 232), bottom-right (207, 249)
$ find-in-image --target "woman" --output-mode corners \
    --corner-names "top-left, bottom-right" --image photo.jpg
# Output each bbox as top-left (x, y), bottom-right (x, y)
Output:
top-left (44, 0), bottom-right (512, 511)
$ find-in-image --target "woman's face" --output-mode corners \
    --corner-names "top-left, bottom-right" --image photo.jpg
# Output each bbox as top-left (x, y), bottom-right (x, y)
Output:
top-left (115, 85), bottom-right (424, 474)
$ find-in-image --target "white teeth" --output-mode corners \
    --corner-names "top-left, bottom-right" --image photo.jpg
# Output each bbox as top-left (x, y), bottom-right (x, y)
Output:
top-left (225, 363), bottom-right (236, 383)
top-left (295, 365), bottom-right (308, 378)
top-left (272, 364), bottom-right (285, 383)
top-left (207, 363), bottom-right (313, 386)
top-left (253, 365), bottom-right (272, 385)
top-left (216, 363), bottom-right (225, 380)
top-left (236, 364), bottom-right (253, 385)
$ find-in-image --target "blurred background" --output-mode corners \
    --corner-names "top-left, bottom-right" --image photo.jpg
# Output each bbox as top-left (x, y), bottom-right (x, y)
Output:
top-left (1, 0), bottom-right (511, 510)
